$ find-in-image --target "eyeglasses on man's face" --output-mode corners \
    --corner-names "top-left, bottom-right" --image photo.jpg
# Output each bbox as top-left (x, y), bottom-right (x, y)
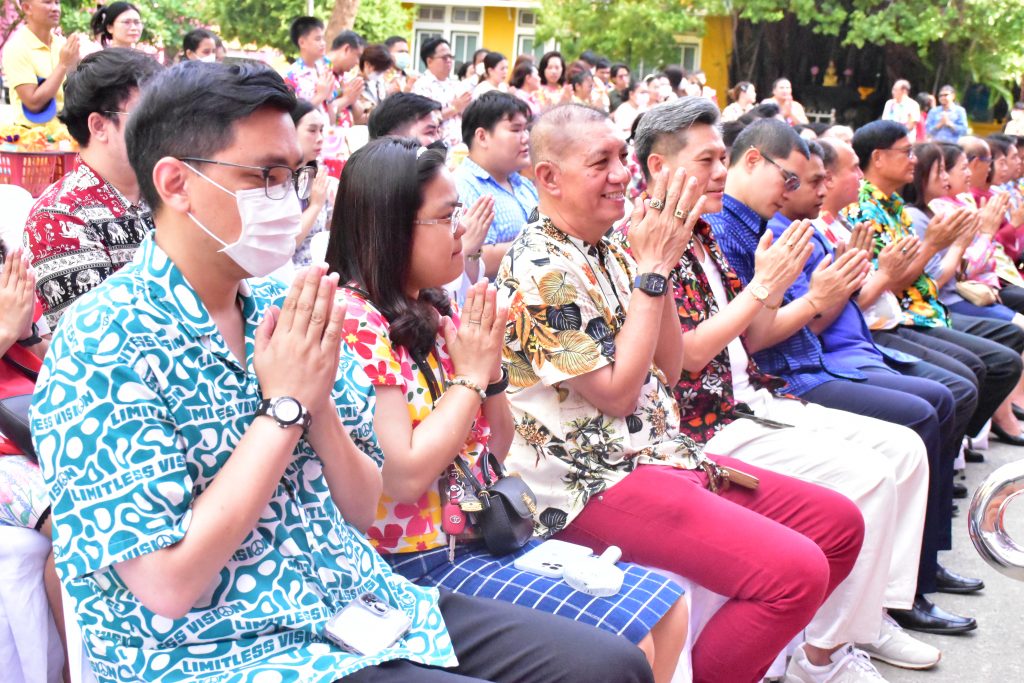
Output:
top-left (755, 149), bottom-right (801, 192)
top-left (178, 158), bottom-right (316, 200)
top-left (884, 145), bottom-right (916, 159)
top-left (414, 204), bottom-right (464, 234)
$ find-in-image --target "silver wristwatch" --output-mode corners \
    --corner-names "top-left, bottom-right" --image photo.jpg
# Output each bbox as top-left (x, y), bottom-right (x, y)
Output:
top-left (256, 396), bottom-right (312, 435)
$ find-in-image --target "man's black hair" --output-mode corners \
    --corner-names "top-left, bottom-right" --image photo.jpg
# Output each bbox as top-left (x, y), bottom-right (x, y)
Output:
top-left (610, 63), bottom-right (629, 80)
top-left (126, 61), bottom-right (296, 211)
top-left (384, 35), bottom-right (407, 48)
top-left (986, 133), bottom-right (1014, 158)
top-left (59, 48), bottom-right (163, 147)
top-left (331, 30), bottom-right (364, 52)
top-left (594, 57), bottom-right (610, 70)
top-left (729, 118), bottom-right (810, 167)
top-left (578, 50), bottom-right (598, 66)
top-left (851, 120), bottom-right (909, 171)
top-left (420, 37), bottom-right (449, 68)
top-left (368, 92), bottom-right (441, 139)
top-left (461, 91), bottom-right (530, 148)
top-left (289, 16), bottom-right (324, 49)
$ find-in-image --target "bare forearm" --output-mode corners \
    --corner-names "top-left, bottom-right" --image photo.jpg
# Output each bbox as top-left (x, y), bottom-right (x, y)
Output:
top-left (482, 244), bottom-right (508, 279)
top-left (296, 204), bottom-right (322, 247)
top-left (482, 393), bottom-right (514, 462)
top-left (933, 247), bottom-right (965, 289)
top-left (17, 68), bottom-right (66, 110)
top-left (747, 297), bottom-right (817, 352)
top-left (680, 289), bottom-right (763, 372)
top-left (856, 273), bottom-right (892, 308)
top-left (310, 409), bottom-right (382, 533)
top-left (113, 419), bottom-right (299, 618)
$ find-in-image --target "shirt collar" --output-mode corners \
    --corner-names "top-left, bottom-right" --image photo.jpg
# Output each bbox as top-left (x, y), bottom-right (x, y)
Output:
top-left (77, 160), bottom-right (147, 213)
top-left (860, 180), bottom-right (905, 215)
top-left (138, 234), bottom-right (257, 342)
top-left (20, 26), bottom-right (55, 51)
top-left (461, 157), bottom-right (523, 187)
top-left (722, 193), bottom-right (768, 235)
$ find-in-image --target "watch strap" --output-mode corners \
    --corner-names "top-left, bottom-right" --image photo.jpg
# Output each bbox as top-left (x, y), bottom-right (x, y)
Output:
top-left (257, 396), bottom-right (312, 435)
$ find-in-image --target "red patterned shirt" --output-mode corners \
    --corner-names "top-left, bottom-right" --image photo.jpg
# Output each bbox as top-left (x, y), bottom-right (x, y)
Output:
top-left (616, 219), bottom-right (786, 444)
top-left (23, 162), bottom-right (154, 328)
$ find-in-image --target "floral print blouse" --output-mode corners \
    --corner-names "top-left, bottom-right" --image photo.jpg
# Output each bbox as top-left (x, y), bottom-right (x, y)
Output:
top-left (338, 287), bottom-right (490, 555)
top-left (842, 181), bottom-right (951, 328)
top-left (496, 215), bottom-right (705, 538)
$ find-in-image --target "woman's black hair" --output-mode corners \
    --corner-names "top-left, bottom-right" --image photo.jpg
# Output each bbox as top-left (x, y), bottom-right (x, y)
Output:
top-left (903, 142), bottom-right (944, 210)
top-left (938, 142), bottom-right (964, 178)
top-left (182, 28), bottom-right (216, 58)
top-left (325, 137), bottom-right (452, 359)
top-left (90, 2), bottom-right (140, 47)
top-left (456, 60), bottom-right (472, 80)
top-left (483, 51), bottom-right (506, 77)
top-left (538, 51), bottom-right (565, 87)
top-left (290, 98), bottom-right (317, 126)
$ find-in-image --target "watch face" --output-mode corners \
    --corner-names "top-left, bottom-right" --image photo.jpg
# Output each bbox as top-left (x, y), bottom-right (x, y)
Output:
top-left (751, 284), bottom-right (769, 299)
top-left (274, 397), bottom-right (302, 424)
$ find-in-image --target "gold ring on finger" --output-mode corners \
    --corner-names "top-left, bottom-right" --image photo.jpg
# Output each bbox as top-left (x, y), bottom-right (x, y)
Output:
top-left (674, 208), bottom-right (687, 220)
top-left (900, 248), bottom-right (908, 254)
top-left (649, 198), bottom-right (666, 210)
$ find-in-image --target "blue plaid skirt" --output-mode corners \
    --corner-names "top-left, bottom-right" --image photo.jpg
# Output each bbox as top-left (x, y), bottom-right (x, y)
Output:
top-left (384, 540), bottom-right (684, 644)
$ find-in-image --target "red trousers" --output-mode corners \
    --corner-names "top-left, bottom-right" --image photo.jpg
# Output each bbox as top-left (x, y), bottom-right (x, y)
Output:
top-left (555, 457), bottom-right (864, 683)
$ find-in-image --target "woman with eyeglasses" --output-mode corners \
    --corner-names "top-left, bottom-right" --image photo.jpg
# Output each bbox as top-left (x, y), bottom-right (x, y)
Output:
top-left (90, 2), bottom-right (143, 50)
top-left (326, 137), bottom-right (689, 683)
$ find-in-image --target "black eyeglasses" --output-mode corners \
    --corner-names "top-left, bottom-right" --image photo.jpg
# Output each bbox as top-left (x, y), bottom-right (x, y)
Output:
top-left (756, 149), bottom-right (801, 192)
top-left (178, 157), bottom-right (315, 200)
top-left (968, 154), bottom-right (993, 164)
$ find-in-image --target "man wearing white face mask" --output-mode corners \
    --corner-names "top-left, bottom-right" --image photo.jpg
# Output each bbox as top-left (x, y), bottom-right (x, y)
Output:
top-left (24, 47), bottom-right (162, 329)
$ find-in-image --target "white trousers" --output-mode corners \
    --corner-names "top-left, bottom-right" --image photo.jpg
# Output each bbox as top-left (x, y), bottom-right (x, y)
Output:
top-left (705, 394), bottom-right (929, 648)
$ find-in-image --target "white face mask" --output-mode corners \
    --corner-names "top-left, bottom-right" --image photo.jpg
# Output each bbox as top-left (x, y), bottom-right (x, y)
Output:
top-left (635, 92), bottom-right (650, 108)
top-left (184, 164), bottom-right (301, 277)
top-left (198, 54), bottom-right (216, 63)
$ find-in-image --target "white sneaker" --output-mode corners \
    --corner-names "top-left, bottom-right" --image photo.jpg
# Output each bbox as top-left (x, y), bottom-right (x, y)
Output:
top-left (856, 613), bottom-right (941, 670)
top-left (785, 644), bottom-right (888, 683)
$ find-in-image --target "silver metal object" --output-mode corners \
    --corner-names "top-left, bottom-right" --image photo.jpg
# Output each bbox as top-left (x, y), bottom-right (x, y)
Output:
top-left (968, 458), bottom-right (1024, 581)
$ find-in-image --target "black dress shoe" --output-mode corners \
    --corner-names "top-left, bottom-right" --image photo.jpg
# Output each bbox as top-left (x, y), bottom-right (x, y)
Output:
top-left (952, 503), bottom-right (959, 516)
top-left (953, 481), bottom-right (969, 499)
top-left (1012, 404), bottom-right (1024, 421)
top-left (990, 422), bottom-right (1024, 446)
top-left (936, 565), bottom-right (985, 594)
top-left (889, 595), bottom-right (977, 634)
top-left (964, 447), bottom-right (985, 463)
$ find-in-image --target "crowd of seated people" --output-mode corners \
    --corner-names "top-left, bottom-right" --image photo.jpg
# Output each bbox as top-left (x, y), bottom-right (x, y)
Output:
top-left (7, 11), bottom-right (1024, 683)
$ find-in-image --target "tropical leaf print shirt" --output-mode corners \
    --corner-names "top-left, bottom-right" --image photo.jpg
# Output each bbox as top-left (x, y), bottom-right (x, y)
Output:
top-left (496, 215), bottom-right (705, 538)
top-left (31, 237), bottom-right (455, 682)
top-left (841, 181), bottom-right (952, 328)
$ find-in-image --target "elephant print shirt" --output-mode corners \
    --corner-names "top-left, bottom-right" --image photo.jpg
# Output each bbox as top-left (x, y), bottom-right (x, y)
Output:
top-left (496, 215), bottom-right (705, 538)
top-left (23, 161), bottom-right (155, 329)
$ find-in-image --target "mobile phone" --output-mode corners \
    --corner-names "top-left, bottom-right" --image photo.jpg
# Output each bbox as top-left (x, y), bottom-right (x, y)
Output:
top-left (323, 593), bottom-right (412, 656)
top-left (513, 539), bottom-right (594, 578)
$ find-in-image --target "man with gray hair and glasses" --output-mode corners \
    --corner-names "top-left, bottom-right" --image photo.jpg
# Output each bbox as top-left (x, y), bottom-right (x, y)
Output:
top-left (620, 97), bottom-right (936, 681)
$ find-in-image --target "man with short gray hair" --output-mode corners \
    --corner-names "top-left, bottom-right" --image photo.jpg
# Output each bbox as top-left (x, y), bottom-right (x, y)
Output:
top-left (625, 99), bottom-right (937, 680)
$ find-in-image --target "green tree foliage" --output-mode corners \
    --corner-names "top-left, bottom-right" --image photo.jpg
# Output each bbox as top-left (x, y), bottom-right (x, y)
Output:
top-left (210, 0), bottom-right (410, 56)
top-left (539, 0), bottom-right (1024, 98)
top-left (536, 0), bottom-right (706, 67)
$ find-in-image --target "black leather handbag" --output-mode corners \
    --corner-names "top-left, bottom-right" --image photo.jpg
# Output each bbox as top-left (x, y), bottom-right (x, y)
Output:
top-left (456, 452), bottom-right (537, 556)
top-left (0, 393), bottom-right (35, 457)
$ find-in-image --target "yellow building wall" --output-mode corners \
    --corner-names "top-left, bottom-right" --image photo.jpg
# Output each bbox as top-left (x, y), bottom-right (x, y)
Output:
top-left (482, 6), bottom-right (517, 59)
top-left (700, 15), bottom-right (733, 108)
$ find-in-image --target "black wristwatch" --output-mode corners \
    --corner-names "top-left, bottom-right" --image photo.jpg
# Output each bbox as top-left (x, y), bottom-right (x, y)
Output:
top-left (17, 322), bottom-right (43, 347)
top-left (256, 397), bottom-right (312, 435)
top-left (633, 273), bottom-right (668, 297)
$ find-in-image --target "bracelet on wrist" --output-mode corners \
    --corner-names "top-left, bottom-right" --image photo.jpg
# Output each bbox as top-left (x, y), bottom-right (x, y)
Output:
top-left (17, 322), bottom-right (42, 347)
top-left (447, 376), bottom-right (487, 403)
top-left (802, 296), bottom-right (823, 319)
top-left (485, 367), bottom-right (509, 398)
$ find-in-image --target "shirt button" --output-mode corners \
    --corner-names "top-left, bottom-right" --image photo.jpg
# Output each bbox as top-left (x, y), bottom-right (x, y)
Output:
top-left (597, 495), bottom-right (604, 501)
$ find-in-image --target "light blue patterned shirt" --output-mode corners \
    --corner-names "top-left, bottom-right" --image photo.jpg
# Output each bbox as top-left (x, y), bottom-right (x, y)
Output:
top-left (31, 235), bottom-right (455, 682)
top-left (455, 157), bottom-right (538, 245)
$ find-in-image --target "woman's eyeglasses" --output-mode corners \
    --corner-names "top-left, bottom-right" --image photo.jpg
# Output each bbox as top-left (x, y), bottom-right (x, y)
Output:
top-left (415, 204), bottom-right (464, 234)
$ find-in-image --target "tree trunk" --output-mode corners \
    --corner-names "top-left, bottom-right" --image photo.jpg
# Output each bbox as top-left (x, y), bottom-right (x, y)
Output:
top-left (326, 0), bottom-right (360, 44)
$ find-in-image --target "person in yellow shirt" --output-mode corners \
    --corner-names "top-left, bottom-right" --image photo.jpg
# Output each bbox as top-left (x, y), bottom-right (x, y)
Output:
top-left (2, 0), bottom-right (81, 126)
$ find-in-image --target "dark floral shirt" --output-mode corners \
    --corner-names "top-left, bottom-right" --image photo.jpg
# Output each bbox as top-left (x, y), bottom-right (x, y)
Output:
top-left (616, 220), bottom-right (786, 444)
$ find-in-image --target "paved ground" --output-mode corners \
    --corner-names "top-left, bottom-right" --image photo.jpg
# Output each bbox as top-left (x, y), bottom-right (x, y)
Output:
top-left (875, 440), bottom-right (1024, 683)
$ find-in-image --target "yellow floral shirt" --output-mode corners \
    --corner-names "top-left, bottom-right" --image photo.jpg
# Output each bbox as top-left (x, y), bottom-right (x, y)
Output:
top-left (496, 215), bottom-right (705, 538)
top-left (339, 288), bottom-right (490, 554)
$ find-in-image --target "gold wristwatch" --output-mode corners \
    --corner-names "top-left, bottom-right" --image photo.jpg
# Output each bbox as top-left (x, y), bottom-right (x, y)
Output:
top-left (748, 283), bottom-right (779, 310)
